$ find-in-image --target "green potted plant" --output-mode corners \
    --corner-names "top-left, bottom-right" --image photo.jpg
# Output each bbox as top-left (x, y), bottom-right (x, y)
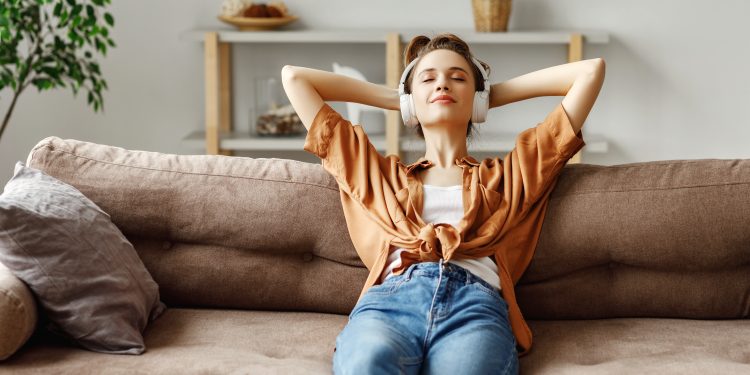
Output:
top-left (0, 0), bottom-right (116, 142)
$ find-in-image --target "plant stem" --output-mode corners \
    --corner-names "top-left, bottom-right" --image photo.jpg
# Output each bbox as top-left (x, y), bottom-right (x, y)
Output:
top-left (0, 89), bottom-right (23, 142)
top-left (0, 15), bottom-right (41, 143)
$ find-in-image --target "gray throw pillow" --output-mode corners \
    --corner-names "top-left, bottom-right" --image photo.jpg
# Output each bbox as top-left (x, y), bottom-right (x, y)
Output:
top-left (0, 161), bottom-right (166, 355)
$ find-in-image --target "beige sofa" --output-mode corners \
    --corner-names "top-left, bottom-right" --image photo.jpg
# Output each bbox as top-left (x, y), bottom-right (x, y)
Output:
top-left (1, 136), bottom-right (749, 374)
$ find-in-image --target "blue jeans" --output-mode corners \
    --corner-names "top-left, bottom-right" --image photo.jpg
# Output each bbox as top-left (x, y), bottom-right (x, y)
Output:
top-left (333, 258), bottom-right (519, 375)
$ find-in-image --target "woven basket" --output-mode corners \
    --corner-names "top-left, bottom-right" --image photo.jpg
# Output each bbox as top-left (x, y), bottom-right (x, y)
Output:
top-left (471, 0), bottom-right (512, 32)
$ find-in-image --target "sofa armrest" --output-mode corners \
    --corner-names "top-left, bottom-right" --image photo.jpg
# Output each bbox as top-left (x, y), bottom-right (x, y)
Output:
top-left (0, 262), bottom-right (38, 361)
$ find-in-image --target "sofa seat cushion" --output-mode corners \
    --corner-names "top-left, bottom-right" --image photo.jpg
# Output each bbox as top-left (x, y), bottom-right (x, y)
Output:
top-left (523, 318), bottom-right (750, 373)
top-left (2, 308), bottom-right (749, 374)
top-left (3, 308), bottom-right (347, 374)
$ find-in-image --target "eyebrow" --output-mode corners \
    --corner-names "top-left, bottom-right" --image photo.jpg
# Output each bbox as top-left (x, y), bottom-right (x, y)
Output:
top-left (418, 66), bottom-right (469, 78)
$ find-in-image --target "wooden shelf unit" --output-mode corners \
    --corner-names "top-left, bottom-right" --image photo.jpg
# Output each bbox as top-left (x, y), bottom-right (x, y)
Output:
top-left (182, 28), bottom-right (610, 164)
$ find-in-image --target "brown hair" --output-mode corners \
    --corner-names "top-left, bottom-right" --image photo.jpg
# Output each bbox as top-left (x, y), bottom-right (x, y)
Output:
top-left (402, 32), bottom-right (491, 141)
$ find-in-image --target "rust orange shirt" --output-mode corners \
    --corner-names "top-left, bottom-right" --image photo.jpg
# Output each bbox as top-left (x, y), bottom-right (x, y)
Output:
top-left (303, 101), bottom-right (585, 357)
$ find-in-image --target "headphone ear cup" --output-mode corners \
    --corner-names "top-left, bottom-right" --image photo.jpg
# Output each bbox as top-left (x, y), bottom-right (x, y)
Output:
top-left (400, 93), bottom-right (416, 127)
top-left (408, 94), bottom-right (418, 127)
top-left (472, 90), bottom-right (489, 124)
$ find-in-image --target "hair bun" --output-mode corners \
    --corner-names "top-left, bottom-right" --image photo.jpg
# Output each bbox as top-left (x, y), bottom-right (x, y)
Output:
top-left (403, 35), bottom-right (431, 67)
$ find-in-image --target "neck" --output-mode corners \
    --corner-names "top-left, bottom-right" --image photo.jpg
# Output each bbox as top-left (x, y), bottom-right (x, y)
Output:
top-left (421, 122), bottom-right (469, 169)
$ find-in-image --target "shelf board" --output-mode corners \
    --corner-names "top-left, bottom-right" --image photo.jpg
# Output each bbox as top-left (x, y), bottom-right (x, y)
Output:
top-left (182, 130), bottom-right (319, 151)
top-left (182, 130), bottom-right (608, 154)
top-left (181, 28), bottom-right (609, 44)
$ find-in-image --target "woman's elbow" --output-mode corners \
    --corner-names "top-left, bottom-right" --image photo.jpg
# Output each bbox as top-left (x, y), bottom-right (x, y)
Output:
top-left (587, 58), bottom-right (605, 74)
top-left (579, 58), bottom-right (605, 83)
top-left (281, 65), bottom-right (299, 81)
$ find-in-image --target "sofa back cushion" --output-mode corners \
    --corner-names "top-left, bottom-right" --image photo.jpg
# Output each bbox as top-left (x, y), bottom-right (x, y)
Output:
top-left (520, 159), bottom-right (750, 319)
top-left (25, 137), bottom-right (750, 319)
top-left (26, 137), bottom-right (364, 315)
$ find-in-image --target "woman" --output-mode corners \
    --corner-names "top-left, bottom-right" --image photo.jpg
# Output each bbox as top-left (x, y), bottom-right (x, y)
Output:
top-left (282, 33), bottom-right (604, 374)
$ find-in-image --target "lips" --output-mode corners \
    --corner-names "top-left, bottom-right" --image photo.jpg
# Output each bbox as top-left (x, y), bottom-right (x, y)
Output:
top-left (431, 95), bottom-right (456, 103)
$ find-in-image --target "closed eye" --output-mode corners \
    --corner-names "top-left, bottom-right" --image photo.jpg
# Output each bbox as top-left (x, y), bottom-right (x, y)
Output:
top-left (422, 78), bottom-right (465, 82)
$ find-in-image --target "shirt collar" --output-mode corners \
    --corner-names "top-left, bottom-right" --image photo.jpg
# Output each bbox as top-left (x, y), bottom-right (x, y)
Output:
top-left (405, 155), bottom-right (480, 174)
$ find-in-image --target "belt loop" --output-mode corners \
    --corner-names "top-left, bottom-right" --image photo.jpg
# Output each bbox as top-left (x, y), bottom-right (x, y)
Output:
top-left (404, 262), bottom-right (416, 281)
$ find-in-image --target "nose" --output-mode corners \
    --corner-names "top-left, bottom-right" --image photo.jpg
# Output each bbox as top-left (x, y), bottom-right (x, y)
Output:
top-left (435, 82), bottom-right (449, 92)
top-left (435, 75), bottom-right (450, 91)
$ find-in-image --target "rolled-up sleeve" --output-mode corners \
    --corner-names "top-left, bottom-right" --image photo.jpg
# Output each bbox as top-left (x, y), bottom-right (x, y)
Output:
top-left (303, 103), bottom-right (338, 160)
top-left (508, 102), bottom-right (586, 209)
top-left (540, 102), bottom-right (586, 160)
top-left (303, 103), bottom-right (397, 213)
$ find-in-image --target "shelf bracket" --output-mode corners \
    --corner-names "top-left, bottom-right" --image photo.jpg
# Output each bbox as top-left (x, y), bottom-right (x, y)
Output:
top-left (204, 32), bottom-right (233, 156)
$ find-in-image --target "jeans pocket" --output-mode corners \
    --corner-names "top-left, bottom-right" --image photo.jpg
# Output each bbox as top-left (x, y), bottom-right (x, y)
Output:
top-left (469, 281), bottom-right (508, 310)
top-left (348, 274), bottom-right (409, 320)
top-left (366, 273), bottom-right (408, 295)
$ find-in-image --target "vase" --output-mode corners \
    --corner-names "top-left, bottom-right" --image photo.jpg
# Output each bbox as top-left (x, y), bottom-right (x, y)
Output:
top-left (471, 0), bottom-right (512, 32)
top-left (253, 76), bottom-right (304, 137)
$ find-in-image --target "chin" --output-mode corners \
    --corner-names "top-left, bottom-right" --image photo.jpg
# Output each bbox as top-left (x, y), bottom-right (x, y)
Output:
top-left (421, 119), bottom-right (466, 128)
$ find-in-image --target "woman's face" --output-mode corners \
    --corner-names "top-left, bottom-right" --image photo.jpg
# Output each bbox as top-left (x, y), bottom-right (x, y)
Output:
top-left (409, 49), bottom-right (477, 131)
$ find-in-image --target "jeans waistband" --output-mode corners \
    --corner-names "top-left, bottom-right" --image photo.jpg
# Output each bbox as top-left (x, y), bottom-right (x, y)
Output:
top-left (404, 259), bottom-right (499, 291)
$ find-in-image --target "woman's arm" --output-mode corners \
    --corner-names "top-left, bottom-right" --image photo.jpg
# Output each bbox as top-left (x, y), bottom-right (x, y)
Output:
top-left (281, 65), bottom-right (400, 131)
top-left (489, 58), bottom-right (605, 133)
top-left (281, 65), bottom-right (402, 226)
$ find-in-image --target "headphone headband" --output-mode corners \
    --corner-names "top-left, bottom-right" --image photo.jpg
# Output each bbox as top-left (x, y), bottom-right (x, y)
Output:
top-left (398, 58), bottom-right (419, 95)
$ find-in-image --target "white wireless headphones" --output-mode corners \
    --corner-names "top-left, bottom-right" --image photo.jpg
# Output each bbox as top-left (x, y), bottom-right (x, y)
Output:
top-left (398, 55), bottom-right (490, 128)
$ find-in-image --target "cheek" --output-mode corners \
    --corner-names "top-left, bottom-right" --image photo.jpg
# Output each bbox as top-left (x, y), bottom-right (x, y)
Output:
top-left (412, 89), bottom-right (428, 104)
top-left (411, 92), bottom-right (430, 113)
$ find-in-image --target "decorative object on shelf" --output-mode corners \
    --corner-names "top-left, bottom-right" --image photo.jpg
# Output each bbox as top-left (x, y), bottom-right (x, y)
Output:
top-left (254, 77), bottom-right (304, 136)
top-left (218, 1), bottom-right (298, 31)
top-left (255, 104), bottom-right (305, 136)
top-left (241, 1), bottom-right (287, 17)
top-left (218, 15), bottom-right (299, 31)
top-left (471, 0), bottom-right (512, 32)
top-left (331, 62), bottom-right (387, 135)
top-left (220, 0), bottom-right (253, 17)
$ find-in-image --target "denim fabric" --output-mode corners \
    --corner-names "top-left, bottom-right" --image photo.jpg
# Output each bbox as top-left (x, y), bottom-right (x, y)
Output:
top-left (333, 259), bottom-right (518, 375)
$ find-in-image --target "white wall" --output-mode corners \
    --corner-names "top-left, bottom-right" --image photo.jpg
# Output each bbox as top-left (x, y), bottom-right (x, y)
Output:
top-left (1, 0), bottom-right (749, 183)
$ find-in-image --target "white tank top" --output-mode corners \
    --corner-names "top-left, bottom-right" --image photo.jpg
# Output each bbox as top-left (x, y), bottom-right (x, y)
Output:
top-left (380, 184), bottom-right (501, 290)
